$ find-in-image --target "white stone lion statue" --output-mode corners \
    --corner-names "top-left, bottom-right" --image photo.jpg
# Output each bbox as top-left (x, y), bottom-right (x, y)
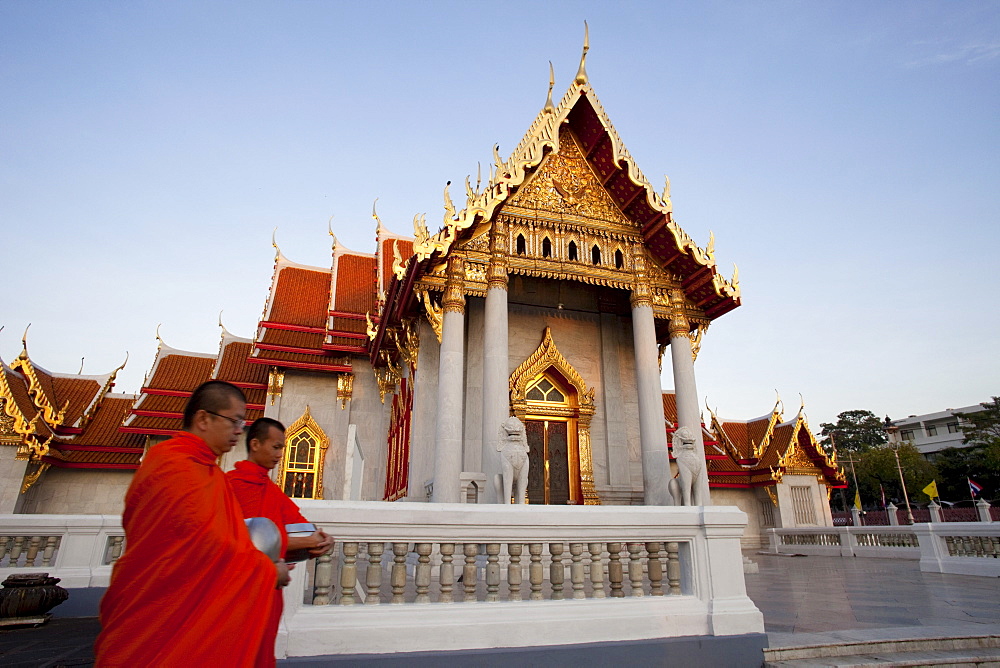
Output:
top-left (493, 416), bottom-right (529, 504)
top-left (668, 426), bottom-right (706, 506)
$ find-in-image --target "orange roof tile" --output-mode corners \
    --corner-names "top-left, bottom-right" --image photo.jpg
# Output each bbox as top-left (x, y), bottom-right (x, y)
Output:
top-left (146, 352), bottom-right (216, 392)
top-left (215, 341), bottom-right (268, 387)
top-left (334, 254), bottom-right (377, 315)
top-left (661, 392), bottom-right (678, 425)
top-left (71, 396), bottom-right (145, 449)
top-left (270, 266), bottom-right (331, 328)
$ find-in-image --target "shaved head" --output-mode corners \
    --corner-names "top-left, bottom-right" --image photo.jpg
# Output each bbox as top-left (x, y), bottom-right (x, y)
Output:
top-left (183, 381), bottom-right (247, 430)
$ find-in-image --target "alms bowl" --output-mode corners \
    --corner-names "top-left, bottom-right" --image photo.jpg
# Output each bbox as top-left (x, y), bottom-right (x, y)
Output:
top-left (244, 517), bottom-right (281, 562)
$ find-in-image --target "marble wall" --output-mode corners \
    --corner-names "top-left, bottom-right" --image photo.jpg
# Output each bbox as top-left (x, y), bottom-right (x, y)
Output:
top-left (18, 467), bottom-right (132, 515)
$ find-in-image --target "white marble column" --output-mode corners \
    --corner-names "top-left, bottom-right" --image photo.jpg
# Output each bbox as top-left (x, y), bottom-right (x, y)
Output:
top-left (480, 222), bottom-right (510, 503)
top-left (668, 288), bottom-right (711, 505)
top-left (433, 257), bottom-right (466, 503)
top-left (631, 288), bottom-right (673, 506)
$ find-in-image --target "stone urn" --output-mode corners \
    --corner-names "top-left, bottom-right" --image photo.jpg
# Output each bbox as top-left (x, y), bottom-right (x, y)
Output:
top-left (0, 573), bottom-right (69, 624)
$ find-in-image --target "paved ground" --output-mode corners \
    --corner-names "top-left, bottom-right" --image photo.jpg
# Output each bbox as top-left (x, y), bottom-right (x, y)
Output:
top-left (3, 552), bottom-right (1000, 666)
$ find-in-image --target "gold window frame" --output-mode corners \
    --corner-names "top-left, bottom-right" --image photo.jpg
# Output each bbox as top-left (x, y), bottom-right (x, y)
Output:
top-left (278, 406), bottom-right (330, 500)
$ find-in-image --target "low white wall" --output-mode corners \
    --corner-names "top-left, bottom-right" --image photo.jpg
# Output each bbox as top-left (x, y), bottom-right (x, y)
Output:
top-left (767, 524), bottom-right (1000, 577)
top-left (278, 501), bottom-right (763, 658)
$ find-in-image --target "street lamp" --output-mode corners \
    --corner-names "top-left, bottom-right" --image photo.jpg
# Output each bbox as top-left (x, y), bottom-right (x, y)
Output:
top-left (883, 417), bottom-right (915, 525)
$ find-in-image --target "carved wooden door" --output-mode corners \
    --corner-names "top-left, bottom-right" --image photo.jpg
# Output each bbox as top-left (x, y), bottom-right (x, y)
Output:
top-left (525, 419), bottom-right (570, 505)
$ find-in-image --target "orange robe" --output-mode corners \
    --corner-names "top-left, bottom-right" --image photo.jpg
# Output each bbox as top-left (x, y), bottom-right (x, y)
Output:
top-left (95, 432), bottom-right (275, 667)
top-left (227, 460), bottom-right (309, 668)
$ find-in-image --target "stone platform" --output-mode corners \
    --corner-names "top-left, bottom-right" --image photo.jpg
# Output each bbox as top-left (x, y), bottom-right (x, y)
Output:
top-left (4, 552), bottom-right (1000, 666)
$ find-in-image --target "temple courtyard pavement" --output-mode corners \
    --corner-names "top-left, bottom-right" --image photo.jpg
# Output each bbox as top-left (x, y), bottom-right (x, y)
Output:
top-left (2, 552), bottom-right (999, 666)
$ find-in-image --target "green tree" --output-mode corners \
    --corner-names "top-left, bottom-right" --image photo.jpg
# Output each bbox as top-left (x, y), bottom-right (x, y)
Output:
top-left (819, 409), bottom-right (888, 455)
top-left (956, 397), bottom-right (1000, 449)
top-left (854, 442), bottom-right (937, 509)
top-left (933, 445), bottom-right (1000, 502)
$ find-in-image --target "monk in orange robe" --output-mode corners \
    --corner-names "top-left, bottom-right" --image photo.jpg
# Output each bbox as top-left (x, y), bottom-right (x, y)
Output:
top-left (95, 381), bottom-right (290, 667)
top-left (227, 417), bottom-right (333, 668)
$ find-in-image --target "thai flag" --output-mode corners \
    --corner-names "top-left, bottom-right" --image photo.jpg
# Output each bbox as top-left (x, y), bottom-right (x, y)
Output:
top-left (969, 478), bottom-right (983, 497)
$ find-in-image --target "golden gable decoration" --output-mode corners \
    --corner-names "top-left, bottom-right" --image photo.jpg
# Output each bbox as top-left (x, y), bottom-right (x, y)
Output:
top-left (507, 127), bottom-right (631, 228)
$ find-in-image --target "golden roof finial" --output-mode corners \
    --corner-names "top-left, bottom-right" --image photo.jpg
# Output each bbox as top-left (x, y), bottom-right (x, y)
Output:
top-left (574, 21), bottom-right (590, 86)
top-left (544, 61), bottom-right (555, 113)
top-left (662, 175), bottom-right (672, 212)
top-left (20, 323), bottom-right (30, 354)
top-left (116, 351), bottom-right (129, 373)
top-left (328, 216), bottom-right (337, 252)
top-left (773, 389), bottom-right (784, 416)
top-left (271, 227), bottom-right (281, 260)
top-left (78, 357), bottom-right (85, 375)
top-left (371, 198), bottom-right (383, 235)
top-left (155, 323), bottom-right (164, 346)
top-left (798, 393), bottom-right (806, 415)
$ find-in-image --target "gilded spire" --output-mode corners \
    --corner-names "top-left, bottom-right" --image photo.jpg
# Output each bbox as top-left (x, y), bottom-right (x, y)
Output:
top-left (19, 323), bottom-right (30, 359)
top-left (372, 199), bottom-right (384, 235)
top-left (271, 227), bottom-right (281, 260)
top-left (574, 21), bottom-right (590, 86)
top-left (328, 216), bottom-right (337, 252)
top-left (544, 61), bottom-right (555, 113)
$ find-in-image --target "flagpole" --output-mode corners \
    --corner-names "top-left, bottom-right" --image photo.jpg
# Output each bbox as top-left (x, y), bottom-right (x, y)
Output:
top-left (969, 477), bottom-right (976, 505)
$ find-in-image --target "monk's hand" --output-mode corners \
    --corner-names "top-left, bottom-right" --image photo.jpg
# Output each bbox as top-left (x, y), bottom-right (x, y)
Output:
top-left (275, 559), bottom-right (292, 589)
top-left (307, 530), bottom-right (334, 557)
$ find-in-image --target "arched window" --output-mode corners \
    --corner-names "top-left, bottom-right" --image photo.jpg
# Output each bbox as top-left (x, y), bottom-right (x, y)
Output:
top-left (568, 241), bottom-right (578, 261)
top-left (591, 245), bottom-right (601, 265)
top-left (516, 234), bottom-right (526, 255)
top-left (614, 249), bottom-right (624, 269)
top-left (526, 375), bottom-right (567, 403)
top-left (542, 237), bottom-right (552, 258)
top-left (278, 406), bottom-right (330, 499)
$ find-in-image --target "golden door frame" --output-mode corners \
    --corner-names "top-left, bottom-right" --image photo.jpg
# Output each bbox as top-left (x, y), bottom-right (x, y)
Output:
top-left (509, 327), bottom-right (600, 505)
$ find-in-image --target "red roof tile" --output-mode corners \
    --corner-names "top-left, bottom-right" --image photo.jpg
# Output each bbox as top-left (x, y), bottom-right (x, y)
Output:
top-left (334, 254), bottom-right (377, 315)
top-left (270, 267), bottom-right (331, 328)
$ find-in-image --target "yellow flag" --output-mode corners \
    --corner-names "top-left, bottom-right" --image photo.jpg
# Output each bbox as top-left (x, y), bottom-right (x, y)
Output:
top-left (853, 489), bottom-right (862, 510)
top-left (922, 480), bottom-right (939, 499)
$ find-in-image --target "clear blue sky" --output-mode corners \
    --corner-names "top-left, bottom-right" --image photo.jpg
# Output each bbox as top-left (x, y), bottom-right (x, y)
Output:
top-left (3, 1), bottom-right (998, 429)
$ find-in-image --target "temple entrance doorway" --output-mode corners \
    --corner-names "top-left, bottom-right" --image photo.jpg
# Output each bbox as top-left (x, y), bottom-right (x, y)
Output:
top-left (509, 328), bottom-right (600, 505)
top-left (523, 374), bottom-right (580, 505)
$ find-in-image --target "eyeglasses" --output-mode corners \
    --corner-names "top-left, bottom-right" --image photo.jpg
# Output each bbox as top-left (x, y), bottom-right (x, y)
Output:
top-left (205, 411), bottom-right (247, 430)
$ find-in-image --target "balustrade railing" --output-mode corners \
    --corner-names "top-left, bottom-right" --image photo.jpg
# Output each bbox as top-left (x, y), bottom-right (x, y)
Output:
top-left (306, 539), bottom-right (685, 606)
top-left (0, 534), bottom-right (61, 568)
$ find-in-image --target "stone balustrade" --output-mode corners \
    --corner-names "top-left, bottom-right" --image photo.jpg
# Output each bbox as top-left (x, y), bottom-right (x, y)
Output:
top-left (278, 501), bottom-right (762, 659)
top-left (0, 515), bottom-right (123, 588)
top-left (769, 523), bottom-right (1000, 577)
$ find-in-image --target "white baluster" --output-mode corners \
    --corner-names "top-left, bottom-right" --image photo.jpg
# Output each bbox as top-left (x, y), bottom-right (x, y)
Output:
top-left (666, 541), bottom-right (681, 595)
top-left (529, 543), bottom-right (544, 601)
top-left (646, 542), bottom-right (663, 596)
top-left (569, 543), bottom-right (585, 600)
top-left (391, 543), bottom-right (408, 604)
top-left (549, 543), bottom-right (565, 600)
top-left (463, 543), bottom-right (478, 602)
top-left (608, 542), bottom-right (624, 598)
top-left (588, 542), bottom-right (606, 599)
top-left (366, 542), bottom-right (384, 604)
top-left (507, 543), bottom-right (523, 602)
top-left (439, 543), bottom-right (455, 603)
top-left (339, 542), bottom-right (359, 605)
top-left (312, 549), bottom-right (334, 605)
top-left (415, 543), bottom-right (432, 604)
top-left (627, 542), bottom-right (644, 597)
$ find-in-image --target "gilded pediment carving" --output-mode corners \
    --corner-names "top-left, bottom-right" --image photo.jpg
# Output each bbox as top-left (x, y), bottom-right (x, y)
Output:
top-left (508, 128), bottom-right (632, 229)
top-left (785, 442), bottom-right (821, 474)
